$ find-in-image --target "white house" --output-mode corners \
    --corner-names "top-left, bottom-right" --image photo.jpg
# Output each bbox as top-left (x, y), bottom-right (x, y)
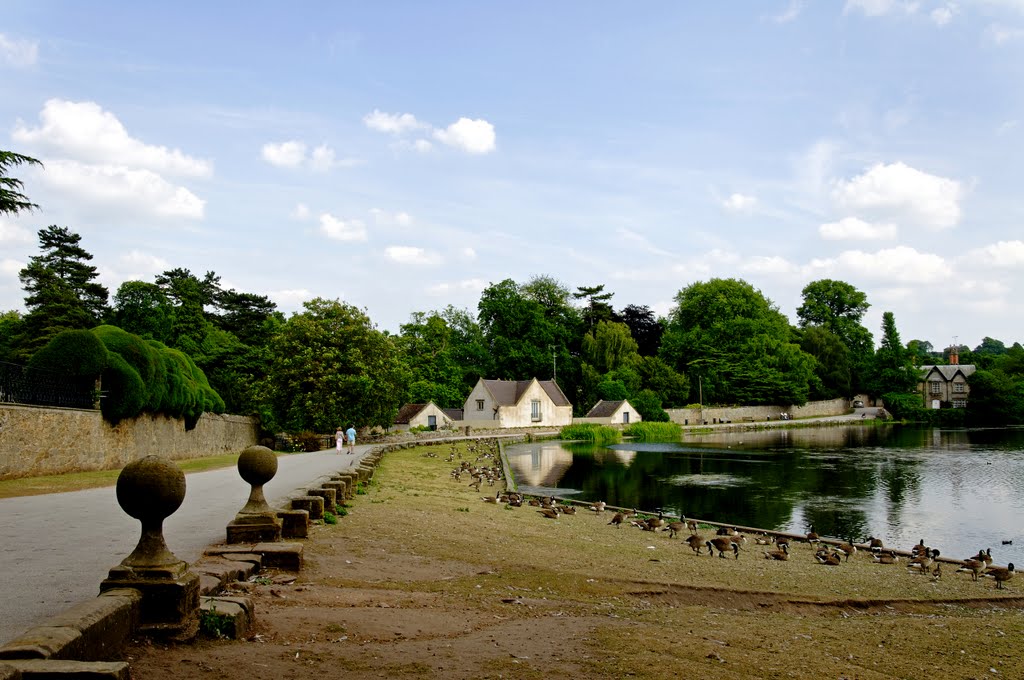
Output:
top-left (392, 401), bottom-right (454, 431)
top-left (584, 399), bottom-right (640, 425)
top-left (462, 378), bottom-right (573, 428)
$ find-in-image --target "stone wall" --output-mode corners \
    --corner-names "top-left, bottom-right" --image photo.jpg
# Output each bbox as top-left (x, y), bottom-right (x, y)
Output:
top-left (665, 397), bottom-right (849, 425)
top-left (0, 404), bottom-right (258, 479)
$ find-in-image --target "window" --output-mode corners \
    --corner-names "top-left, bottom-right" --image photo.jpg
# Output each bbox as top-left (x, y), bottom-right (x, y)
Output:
top-left (953, 382), bottom-right (965, 393)
top-left (476, 399), bottom-right (485, 411)
top-left (930, 381), bottom-right (942, 394)
top-left (531, 399), bottom-right (542, 422)
top-left (952, 399), bottom-right (967, 408)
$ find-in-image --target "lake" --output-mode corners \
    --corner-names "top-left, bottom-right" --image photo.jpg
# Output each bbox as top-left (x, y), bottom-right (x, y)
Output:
top-left (503, 424), bottom-right (1024, 564)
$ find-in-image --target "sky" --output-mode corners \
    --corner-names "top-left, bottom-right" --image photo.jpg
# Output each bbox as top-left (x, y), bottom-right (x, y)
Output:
top-left (2, 1), bottom-right (1023, 350)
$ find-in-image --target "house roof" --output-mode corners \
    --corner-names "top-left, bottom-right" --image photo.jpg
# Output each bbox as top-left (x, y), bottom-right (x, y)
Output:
top-left (586, 399), bottom-right (629, 418)
top-left (442, 408), bottom-right (464, 421)
top-left (920, 364), bottom-right (976, 381)
top-left (480, 378), bottom-right (572, 407)
top-left (394, 403), bottom-right (427, 424)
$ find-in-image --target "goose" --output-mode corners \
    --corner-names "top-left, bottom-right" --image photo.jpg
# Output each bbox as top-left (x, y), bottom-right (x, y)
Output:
top-left (481, 493), bottom-right (500, 504)
top-left (754, 533), bottom-right (775, 546)
top-left (763, 543), bottom-right (790, 561)
top-left (867, 536), bottom-right (884, 553)
top-left (983, 563), bottom-right (1015, 589)
top-left (717, 526), bottom-right (740, 537)
top-left (644, 511), bottom-right (666, 531)
top-left (974, 548), bottom-right (994, 567)
top-left (537, 508), bottom-right (559, 520)
top-left (589, 501), bottom-right (606, 513)
top-left (805, 525), bottom-right (820, 545)
top-left (873, 550), bottom-right (899, 565)
top-left (608, 512), bottom-right (626, 528)
top-left (908, 548), bottom-right (939, 572)
top-left (774, 536), bottom-right (791, 551)
top-left (664, 521), bottom-right (686, 539)
top-left (835, 540), bottom-right (858, 562)
top-left (706, 537), bottom-right (741, 559)
top-left (685, 534), bottom-right (705, 555)
top-left (686, 518), bottom-right (699, 534)
top-left (816, 550), bottom-right (842, 566)
top-left (911, 539), bottom-right (929, 557)
top-left (957, 558), bottom-right (986, 581)
top-left (559, 505), bottom-right (577, 516)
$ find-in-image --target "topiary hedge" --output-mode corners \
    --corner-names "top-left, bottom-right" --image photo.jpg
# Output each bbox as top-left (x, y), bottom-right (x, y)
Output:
top-left (28, 329), bottom-right (109, 376)
top-left (100, 351), bottom-right (147, 423)
top-left (94, 325), bottom-right (161, 410)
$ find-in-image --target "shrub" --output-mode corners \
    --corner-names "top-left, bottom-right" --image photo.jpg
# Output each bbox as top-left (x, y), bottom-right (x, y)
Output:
top-left (631, 389), bottom-right (670, 422)
top-left (559, 423), bottom-right (621, 444)
top-left (100, 352), bottom-right (147, 423)
top-left (94, 325), bottom-right (161, 410)
top-left (294, 431), bottom-right (324, 452)
top-left (323, 510), bottom-right (338, 525)
top-left (28, 329), bottom-right (109, 376)
top-left (623, 421), bottom-right (681, 441)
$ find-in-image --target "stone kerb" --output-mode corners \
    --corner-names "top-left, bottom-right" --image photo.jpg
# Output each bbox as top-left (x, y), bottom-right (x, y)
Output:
top-left (308, 487), bottom-right (336, 512)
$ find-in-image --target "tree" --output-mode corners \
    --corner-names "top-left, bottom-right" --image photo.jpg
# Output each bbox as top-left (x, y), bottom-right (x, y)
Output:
top-left (109, 281), bottom-right (175, 342)
top-left (15, 226), bottom-right (109, 358)
top-left (906, 339), bottom-right (935, 365)
top-left (660, 278), bottom-right (815, 405)
top-left (618, 304), bottom-right (663, 356)
top-left (215, 288), bottom-right (279, 346)
top-left (155, 268), bottom-right (219, 356)
top-left (573, 284), bottom-right (615, 329)
top-left (581, 321), bottom-right (639, 374)
top-left (799, 326), bottom-right (852, 399)
top-left (870, 311), bottom-right (918, 396)
top-left (396, 311), bottom-right (469, 408)
top-left (261, 298), bottom-right (408, 432)
top-left (0, 150), bottom-right (42, 215)
top-left (797, 279), bottom-right (873, 391)
top-left (967, 370), bottom-right (1024, 425)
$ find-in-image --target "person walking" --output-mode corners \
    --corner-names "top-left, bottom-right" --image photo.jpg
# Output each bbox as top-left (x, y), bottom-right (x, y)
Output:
top-left (346, 424), bottom-right (356, 454)
top-left (335, 427), bottom-right (344, 453)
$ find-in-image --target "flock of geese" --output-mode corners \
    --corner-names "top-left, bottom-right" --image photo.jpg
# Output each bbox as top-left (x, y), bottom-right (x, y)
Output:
top-left (440, 440), bottom-right (1014, 591)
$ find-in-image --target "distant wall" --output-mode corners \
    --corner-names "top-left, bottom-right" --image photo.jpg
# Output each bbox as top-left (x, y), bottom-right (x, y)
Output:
top-left (0, 403), bottom-right (258, 479)
top-left (665, 398), bottom-right (849, 425)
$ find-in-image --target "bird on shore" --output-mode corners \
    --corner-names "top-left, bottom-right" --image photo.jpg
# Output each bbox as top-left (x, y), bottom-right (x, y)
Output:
top-left (835, 540), bottom-right (858, 562)
top-left (754, 533), bottom-right (775, 546)
top-left (815, 549), bottom-right (842, 566)
top-left (764, 544), bottom-right (790, 561)
top-left (537, 507), bottom-right (559, 520)
top-left (873, 551), bottom-right (899, 565)
top-left (957, 557), bottom-right (986, 581)
top-left (608, 512), bottom-right (626, 528)
top-left (589, 501), bottom-right (606, 513)
top-left (805, 525), bottom-right (820, 545)
top-left (685, 534), bottom-right (705, 555)
top-left (867, 536), bottom-right (884, 554)
top-left (663, 521), bottom-right (686, 539)
top-left (983, 563), bottom-right (1015, 589)
top-left (706, 537), bottom-right (741, 559)
top-left (908, 548), bottom-right (939, 573)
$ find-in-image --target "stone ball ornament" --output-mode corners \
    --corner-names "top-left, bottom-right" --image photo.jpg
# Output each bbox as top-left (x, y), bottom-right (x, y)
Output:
top-left (237, 445), bottom-right (278, 487)
top-left (115, 455), bottom-right (187, 570)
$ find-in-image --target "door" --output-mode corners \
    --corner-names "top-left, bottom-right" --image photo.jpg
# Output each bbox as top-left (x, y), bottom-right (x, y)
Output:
top-left (428, 415), bottom-right (437, 430)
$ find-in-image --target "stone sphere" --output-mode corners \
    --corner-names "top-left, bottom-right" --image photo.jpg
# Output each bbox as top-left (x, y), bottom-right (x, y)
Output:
top-left (116, 455), bottom-right (186, 522)
top-left (237, 445), bottom-right (278, 486)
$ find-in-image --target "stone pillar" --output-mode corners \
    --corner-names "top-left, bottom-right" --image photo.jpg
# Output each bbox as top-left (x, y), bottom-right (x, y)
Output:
top-left (226, 446), bottom-right (283, 544)
top-left (100, 455), bottom-right (200, 638)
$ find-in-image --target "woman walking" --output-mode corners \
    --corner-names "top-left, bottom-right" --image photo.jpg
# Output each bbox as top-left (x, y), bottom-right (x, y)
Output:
top-left (335, 427), bottom-right (345, 453)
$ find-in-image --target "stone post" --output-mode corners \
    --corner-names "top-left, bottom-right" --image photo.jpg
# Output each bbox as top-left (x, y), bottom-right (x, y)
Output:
top-left (226, 446), bottom-right (283, 544)
top-left (100, 455), bottom-right (200, 638)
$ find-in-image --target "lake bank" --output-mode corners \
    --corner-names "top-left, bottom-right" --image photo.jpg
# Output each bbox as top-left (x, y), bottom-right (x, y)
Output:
top-left (124, 440), bottom-right (1024, 679)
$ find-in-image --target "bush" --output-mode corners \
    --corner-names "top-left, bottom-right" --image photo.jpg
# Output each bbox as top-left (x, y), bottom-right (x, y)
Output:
top-left (559, 423), bottom-right (621, 444)
top-left (28, 329), bottom-right (109, 376)
top-left (100, 352), bottom-right (147, 423)
top-left (623, 421), bottom-right (681, 441)
top-left (323, 510), bottom-right (338, 525)
top-left (94, 325), bottom-right (161, 410)
top-left (631, 389), bottom-right (670, 422)
top-left (294, 431), bottom-right (324, 452)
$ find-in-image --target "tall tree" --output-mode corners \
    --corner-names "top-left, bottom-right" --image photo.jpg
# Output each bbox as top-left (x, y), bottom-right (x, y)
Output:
top-left (618, 304), bottom-right (663, 356)
top-left (0, 150), bottom-right (42, 215)
top-left (799, 325), bottom-right (852, 399)
top-left (573, 284), bottom-right (615, 329)
top-left (109, 281), bottom-right (175, 342)
top-left (797, 279), bottom-right (873, 391)
top-left (870, 311), bottom-right (918, 396)
top-left (15, 226), bottom-right (109, 358)
top-left (397, 311), bottom-right (469, 407)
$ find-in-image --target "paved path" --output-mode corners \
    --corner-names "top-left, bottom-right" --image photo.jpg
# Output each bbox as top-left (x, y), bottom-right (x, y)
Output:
top-left (0, 446), bottom-right (373, 646)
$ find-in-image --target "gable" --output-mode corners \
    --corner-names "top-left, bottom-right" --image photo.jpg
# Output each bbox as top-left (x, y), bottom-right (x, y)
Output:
top-left (586, 400), bottom-right (626, 418)
top-left (394, 403), bottom-right (427, 424)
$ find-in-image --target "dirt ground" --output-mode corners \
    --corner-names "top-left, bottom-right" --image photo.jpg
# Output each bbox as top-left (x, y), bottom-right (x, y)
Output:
top-left (123, 440), bottom-right (1024, 679)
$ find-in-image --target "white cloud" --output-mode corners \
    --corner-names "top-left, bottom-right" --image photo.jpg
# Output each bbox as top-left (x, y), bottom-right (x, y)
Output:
top-left (808, 246), bottom-right (952, 283)
top-left (739, 255), bottom-right (795, 275)
top-left (292, 203), bottom-right (310, 220)
top-left (0, 219), bottom-right (33, 245)
top-left (832, 161), bottom-right (962, 229)
top-left (1, 258), bottom-right (24, 277)
top-left (261, 141), bottom-right (306, 168)
top-left (0, 33), bottom-right (38, 67)
top-left (433, 118), bottom-right (497, 154)
top-left (384, 245), bottom-right (441, 265)
top-left (964, 240), bottom-right (1024, 267)
top-left (114, 250), bottom-right (171, 279)
top-left (14, 99), bottom-right (212, 177)
top-left (370, 208), bottom-right (413, 226)
top-left (309, 144), bottom-right (337, 171)
top-left (987, 23), bottom-right (1024, 44)
top-left (843, 0), bottom-right (919, 16)
top-left (413, 139), bottom-right (433, 152)
top-left (460, 247), bottom-right (477, 260)
top-left (721, 193), bottom-right (758, 213)
top-left (363, 110), bottom-right (428, 134)
top-left (39, 159), bottom-right (205, 219)
top-left (615, 227), bottom-right (674, 257)
top-left (997, 119), bottom-right (1018, 135)
top-left (268, 289), bottom-right (313, 311)
top-left (319, 213), bottom-right (367, 242)
top-left (427, 278), bottom-right (486, 295)
top-left (819, 216), bottom-right (898, 240)
top-left (773, 0), bottom-right (804, 23)
top-left (931, 4), bottom-right (956, 25)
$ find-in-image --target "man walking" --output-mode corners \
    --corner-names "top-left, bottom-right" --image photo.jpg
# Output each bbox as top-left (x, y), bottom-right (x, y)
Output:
top-left (346, 424), bottom-right (356, 454)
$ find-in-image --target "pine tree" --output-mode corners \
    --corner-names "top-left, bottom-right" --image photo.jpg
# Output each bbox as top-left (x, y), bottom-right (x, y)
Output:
top-left (870, 311), bottom-right (918, 396)
top-left (0, 150), bottom-right (42, 216)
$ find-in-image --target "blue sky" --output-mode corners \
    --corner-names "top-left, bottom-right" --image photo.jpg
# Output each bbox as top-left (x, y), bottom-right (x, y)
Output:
top-left (2, 1), bottom-right (1023, 349)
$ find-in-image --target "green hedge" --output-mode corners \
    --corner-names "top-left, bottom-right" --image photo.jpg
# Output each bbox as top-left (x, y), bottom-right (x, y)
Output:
top-left (28, 329), bottom-right (109, 376)
top-left (559, 423), bottom-right (622, 444)
top-left (622, 421), bottom-right (681, 441)
top-left (94, 325), bottom-right (161, 410)
top-left (101, 352), bottom-right (147, 423)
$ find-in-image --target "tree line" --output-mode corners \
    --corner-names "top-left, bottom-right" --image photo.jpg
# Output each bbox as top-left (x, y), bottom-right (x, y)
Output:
top-left (3, 151), bottom-right (1022, 432)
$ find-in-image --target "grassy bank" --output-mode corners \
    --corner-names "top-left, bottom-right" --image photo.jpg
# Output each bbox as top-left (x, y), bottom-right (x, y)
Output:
top-left (127, 441), bottom-right (1024, 679)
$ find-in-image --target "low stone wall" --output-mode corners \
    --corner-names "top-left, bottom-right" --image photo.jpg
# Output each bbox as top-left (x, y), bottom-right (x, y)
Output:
top-left (666, 397), bottom-right (849, 425)
top-left (0, 404), bottom-right (258, 479)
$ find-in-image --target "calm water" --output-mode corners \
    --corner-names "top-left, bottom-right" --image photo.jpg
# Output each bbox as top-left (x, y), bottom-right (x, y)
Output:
top-left (504, 425), bottom-right (1024, 564)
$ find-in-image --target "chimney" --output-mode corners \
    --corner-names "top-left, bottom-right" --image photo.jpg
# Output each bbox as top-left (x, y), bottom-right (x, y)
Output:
top-left (949, 346), bottom-right (959, 365)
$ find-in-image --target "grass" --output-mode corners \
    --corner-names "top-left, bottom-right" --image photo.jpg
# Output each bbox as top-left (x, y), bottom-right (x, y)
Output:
top-left (0, 450), bottom-right (295, 499)
top-left (559, 423), bottom-right (621, 444)
top-left (622, 421), bottom-right (681, 441)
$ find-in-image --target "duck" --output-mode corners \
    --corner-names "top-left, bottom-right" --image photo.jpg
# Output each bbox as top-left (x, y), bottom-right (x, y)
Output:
top-left (983, 563), bottom-right (1015, 589)
top-left (763, 543), bottom-right (790, 561)
top-left (706, 537), bottom-right (741, 559)
top-left (685, 534), bottom-right (706, 555)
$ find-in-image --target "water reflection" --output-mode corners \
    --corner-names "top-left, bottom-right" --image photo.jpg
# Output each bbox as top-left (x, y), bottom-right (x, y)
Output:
top-left (503, 425), bottom-right (1024, 564)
